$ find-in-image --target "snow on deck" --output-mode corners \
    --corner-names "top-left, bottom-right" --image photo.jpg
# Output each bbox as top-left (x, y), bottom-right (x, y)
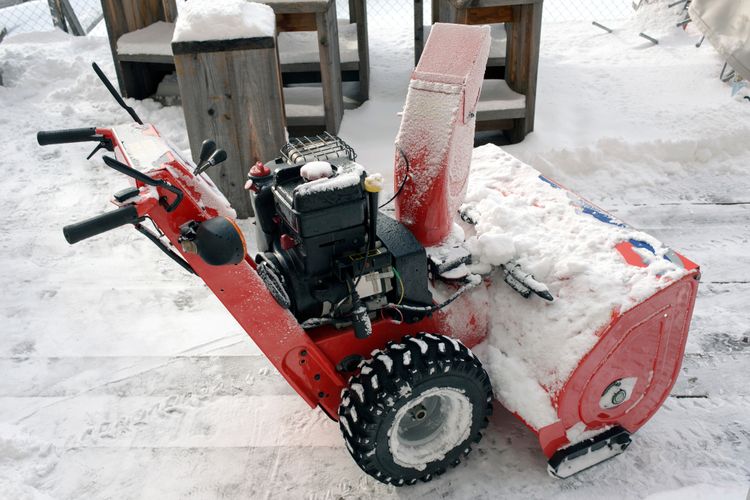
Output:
top-left (117, 21), bottom-right (174, 57)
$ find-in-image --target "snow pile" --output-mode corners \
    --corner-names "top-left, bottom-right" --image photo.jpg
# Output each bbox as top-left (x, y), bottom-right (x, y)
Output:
top-left (466, 145), bottom-right (689, 428)
top-left (0, 424), bottom-right (58, 500)
top-left (300, 161), bottom-right (333, 181)
top-left (172, 0), bottom-right (275, 43)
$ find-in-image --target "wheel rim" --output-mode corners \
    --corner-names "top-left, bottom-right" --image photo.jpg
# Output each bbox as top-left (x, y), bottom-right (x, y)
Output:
top-left (389, 387), bottom-right (473, 470)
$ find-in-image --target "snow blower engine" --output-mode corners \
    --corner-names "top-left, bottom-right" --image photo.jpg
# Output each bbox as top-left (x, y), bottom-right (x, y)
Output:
top-left (247, 135), bottom-right (434, 338)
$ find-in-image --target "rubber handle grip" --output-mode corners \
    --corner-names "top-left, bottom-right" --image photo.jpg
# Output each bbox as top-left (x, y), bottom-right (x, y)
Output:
top-left (63, 205), bottom-right (140, 244)
top-left (37, 127), bottom-right (98, 146)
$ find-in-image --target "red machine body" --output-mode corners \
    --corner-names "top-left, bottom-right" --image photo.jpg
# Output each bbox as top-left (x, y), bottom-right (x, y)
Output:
top-left (99, 121), bottom-right (700, 463)
top-left (44, 23), bottom-right (699, 481)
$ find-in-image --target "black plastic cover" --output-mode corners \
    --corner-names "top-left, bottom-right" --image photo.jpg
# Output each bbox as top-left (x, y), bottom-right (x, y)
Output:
top-left (376, 214), bottom-right (433, 306)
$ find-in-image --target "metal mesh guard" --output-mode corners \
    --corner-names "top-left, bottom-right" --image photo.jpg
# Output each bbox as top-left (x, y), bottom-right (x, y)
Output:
top-left (280, 133), bottom-right (357, 164)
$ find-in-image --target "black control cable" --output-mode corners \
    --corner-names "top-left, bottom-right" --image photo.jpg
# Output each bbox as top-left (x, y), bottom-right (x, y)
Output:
top-left (389, 275), bottom-right (482, 314)
top-left (378, 148), bottom-right (410, 209)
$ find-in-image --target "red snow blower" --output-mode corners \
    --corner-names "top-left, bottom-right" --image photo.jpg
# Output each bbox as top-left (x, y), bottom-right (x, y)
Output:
top-left (37, 24), bottom-right (699, 485)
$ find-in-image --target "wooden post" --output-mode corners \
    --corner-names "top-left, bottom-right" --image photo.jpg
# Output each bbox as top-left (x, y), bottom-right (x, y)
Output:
top-left (505, 0), bottom-right (542, 142)
top-left (173, 37), bottom-right (288, 219)
top-left (353, 0), bottom-right (369, 100)
top-left (316, 0), bottom-right (344, 133)
top-left (47, 0), bottom-right (67, 32)
top-left (414, 0), bottom-right (423, 65)
top-left (59, 0), bottom-right (84, 35)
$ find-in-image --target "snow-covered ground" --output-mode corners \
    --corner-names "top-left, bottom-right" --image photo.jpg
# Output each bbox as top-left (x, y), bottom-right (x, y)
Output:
top-left (0, 2), bottom-right (749, 499)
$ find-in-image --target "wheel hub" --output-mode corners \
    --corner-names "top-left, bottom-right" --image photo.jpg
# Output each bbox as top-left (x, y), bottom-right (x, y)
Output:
top-left (389, 387), bottom-right (473, 470)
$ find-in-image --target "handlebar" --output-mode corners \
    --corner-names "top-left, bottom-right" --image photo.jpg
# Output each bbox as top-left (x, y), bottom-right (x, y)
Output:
top-left (37, 128), bottom-right (101, 146)
top-left (63, 205), bottom-right (141, 244)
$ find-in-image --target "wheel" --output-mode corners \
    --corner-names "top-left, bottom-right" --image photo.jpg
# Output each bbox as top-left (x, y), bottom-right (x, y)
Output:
top-left (338, 333), bottom-right (493, 486)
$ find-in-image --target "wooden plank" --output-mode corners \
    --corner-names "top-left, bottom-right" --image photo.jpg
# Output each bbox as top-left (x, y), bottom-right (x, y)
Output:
top-left (447, 0), bottom-right (540, 6)
top-left (414, 0), bottom-right (424, 65)
top-left (505, 1), bottom-right (542, 143)
top-left (438, 0), bottom-right (459, 23)
top-left (316, 1), bottom-right (344, 133)
top-left (47, 0), bottom-right (67, 32)
top-left (282, 61), bottom-right (360, 73)
top-left (353, 0), bottom-right (369, 101)
top-left (59, 0), bottom-right (84, 35)
top-left (117, 53), bottom-right (175, 65)
top-left (262, 0), bottom-right (329, 14)
top-left (172, 37), bottom-right (275, 55)
top-left (275, 12), bottom-right (317, 32)
top-left (161, 0), bottom-right (178, 22)
top-left (173, 44), bottom-right (287, 218)
top-left (464, 5), bottom-right (514, 24)
top-left (475, 118), bottom-right (513, 132)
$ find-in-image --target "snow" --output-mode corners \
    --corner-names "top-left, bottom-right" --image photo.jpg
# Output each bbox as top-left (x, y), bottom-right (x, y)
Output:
top-left (172, 0), bottom-right (275, 43)
top-left (294, 162), bottom-right (363, 196)
top-left (1, 2), bottom-right (750, 499)
top-left (117, 21), bottom-right (174, 57)
top-left (466, 144), bottom-right (689, 406)
top-left (476, 79), bottom-right (526, 112)
top-left (300, 160), bottom-right (333, 181)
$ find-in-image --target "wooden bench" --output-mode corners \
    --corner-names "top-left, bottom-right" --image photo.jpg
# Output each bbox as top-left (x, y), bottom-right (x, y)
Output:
top-left (101, 0), bottom-right (360, 134)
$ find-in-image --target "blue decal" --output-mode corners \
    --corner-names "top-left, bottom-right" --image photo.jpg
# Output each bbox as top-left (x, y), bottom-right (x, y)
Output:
top-left (538, 175), bottom-right (561, 189)
top-left (582, 206), bottom-right (627, 227)
top-left (539, 175), bottom-right (628, 228)
top-left (629, 239), bottom-right (656, 254)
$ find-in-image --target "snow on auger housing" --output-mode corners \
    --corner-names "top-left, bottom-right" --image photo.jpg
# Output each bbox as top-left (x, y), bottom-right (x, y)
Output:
top-left (36, 24), bottom-right (699, 485)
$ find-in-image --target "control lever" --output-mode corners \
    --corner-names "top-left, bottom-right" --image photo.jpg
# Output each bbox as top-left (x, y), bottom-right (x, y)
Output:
top-left (194, 147), bottom-right (227, 176)
top-left (102, 155), bottom-right (183, 212)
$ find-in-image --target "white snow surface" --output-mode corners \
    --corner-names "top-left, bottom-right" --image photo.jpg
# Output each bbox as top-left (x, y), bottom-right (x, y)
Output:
top-left (300, 160), bottom-right (333, 181)
top-left (172, 0), bottom-right (275, 43)
top-left (1, 3), bottom-right (750, 499)
top-left (117, 21), bottom-right (174, 56)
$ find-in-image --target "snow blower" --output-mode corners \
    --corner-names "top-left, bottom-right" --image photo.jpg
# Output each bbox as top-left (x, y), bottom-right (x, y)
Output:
top-left (37, 23), bottom-right (699, 485)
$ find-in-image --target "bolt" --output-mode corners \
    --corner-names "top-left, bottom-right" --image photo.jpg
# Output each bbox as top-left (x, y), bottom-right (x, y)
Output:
top-left (410, 404), bottom-right (427, 421)
top-left (612, 389), bottom-right (627, 405)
